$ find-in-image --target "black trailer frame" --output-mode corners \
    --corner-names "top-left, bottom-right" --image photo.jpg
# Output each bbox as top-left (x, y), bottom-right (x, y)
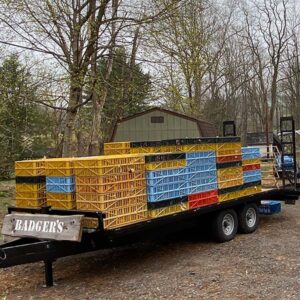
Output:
top-left (1, 187), bottom-right (299, 287)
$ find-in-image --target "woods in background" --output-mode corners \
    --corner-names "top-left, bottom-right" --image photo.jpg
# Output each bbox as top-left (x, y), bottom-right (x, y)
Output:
top-left (0, 0), bottom-right (299, 177)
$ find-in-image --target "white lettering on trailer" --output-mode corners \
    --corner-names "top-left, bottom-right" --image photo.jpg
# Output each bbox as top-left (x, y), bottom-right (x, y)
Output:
top-left (15, 219), bottom-right (22, 231)
top-left (28, 220), bottom-right (35, 232)
top-left (57, 221), bottom-right (64, 233)
top-left (2, 214), bottom-right (84, 242)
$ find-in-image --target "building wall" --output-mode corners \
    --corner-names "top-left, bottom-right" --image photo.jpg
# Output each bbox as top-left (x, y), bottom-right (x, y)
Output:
top-left (113, 110), bottom-right (200, 142)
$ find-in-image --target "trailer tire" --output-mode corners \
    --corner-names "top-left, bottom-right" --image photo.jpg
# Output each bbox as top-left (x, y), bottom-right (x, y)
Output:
top-left (212, 209), bottom-right (238, 243)
top-left (237, 203), bottom-right (259, 234)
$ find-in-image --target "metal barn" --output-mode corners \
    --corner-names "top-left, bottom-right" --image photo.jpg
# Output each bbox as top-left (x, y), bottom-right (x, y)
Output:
top-left (110, 107), bottom-right (217, 142)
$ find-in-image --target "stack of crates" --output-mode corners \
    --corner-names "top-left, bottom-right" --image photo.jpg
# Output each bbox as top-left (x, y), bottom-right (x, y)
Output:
top-left (103, 142), bottom-right (131, 155)
top-left (146, 153), bottom-right (188, 217)
top-left (104, 141), bottom-right (161, 155)
top-left (14, 138), bottom-right (264, 230)
top-left (74, 155), bottom-right (148, 229)
top-left (216, 138), bottom-right (243, 202)
top-left (15, 159), bottom-right (46, 208)
top-left (145, 149), bottom-right (218, 217)
top-left (186, 151), bottom-right (218, 208)
top-left (242, 147), bottom-right (262, 193)
top-left (45, 158), bottom-right (76, 209)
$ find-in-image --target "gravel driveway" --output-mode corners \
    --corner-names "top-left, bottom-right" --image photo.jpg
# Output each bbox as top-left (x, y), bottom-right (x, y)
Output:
top-left (0, 203), bottom-right (299, 300)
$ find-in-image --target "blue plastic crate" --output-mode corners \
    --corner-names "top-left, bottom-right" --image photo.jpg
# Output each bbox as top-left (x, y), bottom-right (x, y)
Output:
top-left (243, 170), bottom-right (262, 183)
top-left (186, 157), bottom-right (216, 167)
top-left (188, 177), bottom-right (217, 187)
top-left (147, 188), bottom-right (188, 202)
top-left (46, 176), bottom-right (75, 193)
top-left (186, 164), bottom-right (217, 174)
top-left (188, 182), bottom-right (218, 194)
top-left (186, 151), bottom-right (216, 159)
top-left (146, 167), bottom-right (187, 180)
top-left (242, 147), bottom-right (261, 160)
top-left (243, 170), bottom-right (262, 177)
top-left (146, 174), bottom-right (188, 186)
top-left (242, 147), bottom-right (261, 155)
top-left (259, 201), bottom-right (281, 215)
top-left (243, 174), bottom-right (262, 183)
top-left (187, 169), bottom-right (217, 180)
top-left (242, 153), bottom-right (261, 160)
top-left (147, 182), bottom-right (188, 194)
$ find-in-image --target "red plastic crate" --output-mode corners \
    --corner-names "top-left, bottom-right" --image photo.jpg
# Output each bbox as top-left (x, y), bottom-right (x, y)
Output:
top-left (217, 155), bottom-right (242, 164)
top-left (188, 190), bottom-right (219, 209)
top-left (242, 164), bottom-right (261, 171)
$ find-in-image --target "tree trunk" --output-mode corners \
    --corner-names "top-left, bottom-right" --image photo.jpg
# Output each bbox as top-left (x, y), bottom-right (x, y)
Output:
top-left (62, 82), bottom-right (81, 157)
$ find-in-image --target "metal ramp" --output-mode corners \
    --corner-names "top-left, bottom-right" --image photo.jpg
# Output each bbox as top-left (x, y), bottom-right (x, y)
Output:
top-left (280, 116), bottom-right (297, 189)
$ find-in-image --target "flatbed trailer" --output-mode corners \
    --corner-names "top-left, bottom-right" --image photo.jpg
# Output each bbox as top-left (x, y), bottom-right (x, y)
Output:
top-left (0, 186), bottom-right (299, 287)
top-left (1, 116), bottom-right (299, 287)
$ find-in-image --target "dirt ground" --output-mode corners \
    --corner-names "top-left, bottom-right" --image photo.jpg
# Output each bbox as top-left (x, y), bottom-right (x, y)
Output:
top-left (0, 181), bottom-right (299, 299)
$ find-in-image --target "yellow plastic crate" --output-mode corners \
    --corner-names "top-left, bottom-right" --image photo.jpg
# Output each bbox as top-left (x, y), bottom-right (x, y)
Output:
top-left (15, 159), bottom-right (45, 176)
top-left (47, 192), bottom-right (75, 201)
top-left (159, 145), bottom-right (183, 153)
top-left (218, 178), bottom-right (244, 189)
top-left (76, 178), bottom-right (146, 194)
top-left (74, 164), bottom-right (145, 176)
top-left (216, 149), bottom-right (242, 157)
top-left (16, 198), bottom-right (46, 208)
top-left (217, 167), bottom-right (243, 182)
top-left (46, 192), bottom-right (76, 209)
top-left (242, 159), bottom-right (261, 166)
top-left (16, 183), bottom-right (45, 192)
top-left (104, 148), bottom-right (131, 155)
top-left (104, 142), bottom-right (131, 150)
top-left (45, 158), bottom-right (74, 176)
top-left (47, 199), bottom-right (76, 209)
top-left (77, 195), bottom-right (147, 211)
top-left (16, 191), bottom-right (45, 200)
top-left (130, 147), bottom-right (160, 154)
top-left (182, 144), bottom-right (216, 152)
top-left (104, 211), bottom-right (148, 229)
top-left (148, 203), bottom-right (188, 218)
top-left (145, 159), bottom-right (186, 170)
top-left (76, 191), bottom-right (147, 211)
top-left (215, 143), bottom-right (242, 151)
top-left (219, 185), bottom-right (262, 202)
top-left (104, 142), bottom-right (131, 155)
top-left (105, 203), bottom-right (148, 218)
top-left (75, 171), bottom-right (145, 186)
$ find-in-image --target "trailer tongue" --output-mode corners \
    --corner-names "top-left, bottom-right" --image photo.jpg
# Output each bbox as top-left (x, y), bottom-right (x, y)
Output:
top-left (1, 187), bottom-right (299, 287)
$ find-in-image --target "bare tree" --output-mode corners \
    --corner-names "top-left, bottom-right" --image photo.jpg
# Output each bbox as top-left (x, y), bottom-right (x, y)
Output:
top-left (0, 0), bottom-right (179, 156)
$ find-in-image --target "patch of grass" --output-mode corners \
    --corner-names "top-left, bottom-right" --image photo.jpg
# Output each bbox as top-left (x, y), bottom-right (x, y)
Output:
top-left (0, 191), bottom-right (7, 197)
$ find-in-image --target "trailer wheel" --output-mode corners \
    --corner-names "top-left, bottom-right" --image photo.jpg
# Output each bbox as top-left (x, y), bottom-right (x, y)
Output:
top-left (212, 209), bottom-right (238, 242)
top-left (238, 203), bottom-right (259, 234)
